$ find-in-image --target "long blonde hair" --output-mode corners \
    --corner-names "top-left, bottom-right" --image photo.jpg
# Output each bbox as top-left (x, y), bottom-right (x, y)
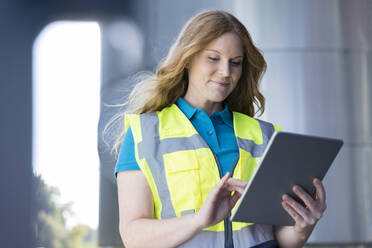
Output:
top-left (107, 10), bottom-right (267, 154)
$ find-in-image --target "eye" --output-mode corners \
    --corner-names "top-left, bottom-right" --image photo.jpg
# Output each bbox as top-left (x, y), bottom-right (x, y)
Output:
top-left (230, 61), bottom-right (242, 67)
top-left (208, 57), bottom-right (219, 61)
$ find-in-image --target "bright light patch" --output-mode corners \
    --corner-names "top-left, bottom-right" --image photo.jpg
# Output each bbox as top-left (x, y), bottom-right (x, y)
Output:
top-left (33, 21), bottom-right (101, 229)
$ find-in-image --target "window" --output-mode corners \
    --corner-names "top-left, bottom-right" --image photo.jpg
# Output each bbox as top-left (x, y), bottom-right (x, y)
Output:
top-left (33, 21), bottom-right (101, 241)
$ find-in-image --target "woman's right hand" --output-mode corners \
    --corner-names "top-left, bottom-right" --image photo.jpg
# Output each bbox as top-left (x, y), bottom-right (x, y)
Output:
top-left (196, 172), bottom-right (247, 229)
top-left (117, 171), bottom-right (246, 248)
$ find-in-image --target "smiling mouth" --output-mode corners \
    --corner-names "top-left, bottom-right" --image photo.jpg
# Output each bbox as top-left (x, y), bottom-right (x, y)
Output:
top-left (212, 81), bottom-right (229, 87)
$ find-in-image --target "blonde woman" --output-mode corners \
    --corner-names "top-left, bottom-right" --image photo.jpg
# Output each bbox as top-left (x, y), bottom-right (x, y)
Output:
top-left (114, 10), bottom-right (327, 248)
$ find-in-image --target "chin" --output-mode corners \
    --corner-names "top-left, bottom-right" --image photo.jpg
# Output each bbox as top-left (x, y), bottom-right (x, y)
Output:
top-left (208, 95), bottom-right (228, 103)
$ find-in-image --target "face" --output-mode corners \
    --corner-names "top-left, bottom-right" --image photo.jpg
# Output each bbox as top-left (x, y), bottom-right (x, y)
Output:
top-left (185, 32), bottom-right (244, 105)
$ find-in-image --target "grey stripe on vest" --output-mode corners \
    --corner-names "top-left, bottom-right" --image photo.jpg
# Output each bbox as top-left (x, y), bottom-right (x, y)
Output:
top-left (138, 113), bottom-right (176, 219)
top-left (180, 209), bottom-right (195, 216)
top-left (233, 224), bottom-right (274, 248)
top-left (137, 113), bottom-right (209, 219)
top-left (177, 224), bottom-right (273, 248)
top-left (177, 230), bottom-right (225, 248)
top-left (154, 134), bottom-right (208, 155)
top-left (237, 120), bottom-right (275, 158)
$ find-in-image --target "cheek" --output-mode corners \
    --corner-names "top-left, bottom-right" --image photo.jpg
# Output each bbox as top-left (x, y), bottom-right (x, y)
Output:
top-left (232, 68), bottom-right (242, 82)
top-left (190, 62), bottom-right (215, 80)
top-left (202, 63), bottom-right (217, 76)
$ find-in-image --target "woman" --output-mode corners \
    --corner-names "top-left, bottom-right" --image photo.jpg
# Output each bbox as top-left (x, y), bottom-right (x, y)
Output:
top-left (113, 10), bottom-right (326, 248)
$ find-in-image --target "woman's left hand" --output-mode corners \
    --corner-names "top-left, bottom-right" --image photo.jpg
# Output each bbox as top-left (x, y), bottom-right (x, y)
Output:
top-left (281, 178), bottom-right (327, 234)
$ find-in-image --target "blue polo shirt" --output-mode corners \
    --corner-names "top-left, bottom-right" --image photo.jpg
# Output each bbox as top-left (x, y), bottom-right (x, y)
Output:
top-left (115, 98), bottom-right (239, 177)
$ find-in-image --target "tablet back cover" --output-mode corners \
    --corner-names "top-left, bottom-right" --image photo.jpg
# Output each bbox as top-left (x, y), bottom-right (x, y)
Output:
top-left (230, 131), bottom-right (343, 225)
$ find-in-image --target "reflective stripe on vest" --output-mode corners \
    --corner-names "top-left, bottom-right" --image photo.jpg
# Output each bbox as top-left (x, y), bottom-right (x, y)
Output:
top-left (125, 104), bottom-right (281, 248)
top-left (178, 224), bottom-right (275, 248)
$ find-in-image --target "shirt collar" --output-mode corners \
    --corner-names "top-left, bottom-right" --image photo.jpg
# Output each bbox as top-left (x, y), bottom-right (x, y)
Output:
top-left (176, 97), bottom-right (197, 119)
top-left (219, 103), bottom-right (234, 128)
top-left (176, 98), bottom-right (234, 128)
top-left (211, 103), bottom-right (233, 128)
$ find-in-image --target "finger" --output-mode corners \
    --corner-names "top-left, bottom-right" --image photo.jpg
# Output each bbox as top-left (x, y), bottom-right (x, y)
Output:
top-left (218, 172), bottom-right (231, 186)
top-left (225, 184), bottom-right (246, 195)
top-left (226, 178), bottom-right (248, 188)
top-left (282, 194), bottom-right (316, 224)
top-left (214, 173), bottom-right (231, 194)
top-left (293, 185), bottom-right (326, 220)
top-left (313, 178), bottom-right (326, 203)
top-left (208, 173), bottom-right (231, 204)
top-left (230, 187), bottom-right (245, 195)
top-left (292, 185), bottom-right (316, 211)
top-left (224, 178), bottom-right (247, 195)
top-left (223, 172), bottom-right (231, 180)
top-left (282, 201), bottom-right (304, 225)
top-left (230, 191), bottom-right (242, 206)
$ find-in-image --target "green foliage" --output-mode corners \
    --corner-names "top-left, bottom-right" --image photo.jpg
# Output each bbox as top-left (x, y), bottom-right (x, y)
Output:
top-left (33, 174), bottom-right (99, 248)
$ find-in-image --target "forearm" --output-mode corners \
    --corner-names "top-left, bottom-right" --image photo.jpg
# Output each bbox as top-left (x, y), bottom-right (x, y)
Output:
top-left (121, 213), bottom-right (202, 248)
top-left (274, 225), bottom-right (315, 248)
top-left (117, 172), bottom-right (246, 248)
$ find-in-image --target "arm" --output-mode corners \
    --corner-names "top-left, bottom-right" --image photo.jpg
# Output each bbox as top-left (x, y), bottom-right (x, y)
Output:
top-left (117, 171), bottom-right (246, 248)
top-left (274, 178), bottom-right (327, 248)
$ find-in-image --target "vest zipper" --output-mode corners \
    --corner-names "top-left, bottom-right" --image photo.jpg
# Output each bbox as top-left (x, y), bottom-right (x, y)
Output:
top-left (201, 125), bottom-right (243, 247)
top-left (210, 151), bottom-right (235, 248)
top-left (231, 155), bottom-right (239, 175)
top-left (226, 139), bottom-right (241, 248)
top-left (227, 153), bottom-right (240, 248)
top-left (199, 132), bottom-right (240, 248)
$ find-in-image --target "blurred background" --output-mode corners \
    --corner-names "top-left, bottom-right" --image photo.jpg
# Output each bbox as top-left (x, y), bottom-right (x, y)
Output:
top-left (0, 0), bottom-right (371, 247)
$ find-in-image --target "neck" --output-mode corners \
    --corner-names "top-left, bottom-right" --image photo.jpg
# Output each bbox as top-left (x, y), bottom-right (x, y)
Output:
top-left (183, 94), bottom-right (223, 116)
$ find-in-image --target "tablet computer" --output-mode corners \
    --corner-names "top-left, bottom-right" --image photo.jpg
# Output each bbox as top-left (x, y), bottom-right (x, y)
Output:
top-left (230, 131), bottom-right (343, 226)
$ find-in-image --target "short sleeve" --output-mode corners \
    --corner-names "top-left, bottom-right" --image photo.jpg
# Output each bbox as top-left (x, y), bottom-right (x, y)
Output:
top-left (114, 126), bottom-right (140, 178)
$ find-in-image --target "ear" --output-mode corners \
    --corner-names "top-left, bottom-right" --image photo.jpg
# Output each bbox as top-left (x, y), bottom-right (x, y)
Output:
top-left (185, 56), bottom-right (193, 69)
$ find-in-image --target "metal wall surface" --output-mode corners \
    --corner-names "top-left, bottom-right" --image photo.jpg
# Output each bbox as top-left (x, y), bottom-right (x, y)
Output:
top-left (235, 0), bottom-right (372, 243)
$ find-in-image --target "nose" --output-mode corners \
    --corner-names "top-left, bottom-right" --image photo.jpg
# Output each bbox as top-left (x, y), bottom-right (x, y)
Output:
top-left (218, 61), bottom-right (231, 77)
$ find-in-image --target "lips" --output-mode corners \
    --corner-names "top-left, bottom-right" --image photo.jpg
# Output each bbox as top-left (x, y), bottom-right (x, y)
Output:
top-left (212, 80), bottom-right (229, 87)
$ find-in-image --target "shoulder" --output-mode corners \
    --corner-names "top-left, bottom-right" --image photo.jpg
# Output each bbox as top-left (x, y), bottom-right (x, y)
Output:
top-left (124, 106), bottom-right (178, 138)
top-left (255, 118), bottom-right (282, 132)
top-left (124, 111), bottom-right (159, 129)
top-left (232, 111), bottom-right (282, 132)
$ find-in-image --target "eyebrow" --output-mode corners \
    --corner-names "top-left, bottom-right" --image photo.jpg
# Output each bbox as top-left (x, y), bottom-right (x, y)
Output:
top-left (205, 49), bottom-right (243, 59)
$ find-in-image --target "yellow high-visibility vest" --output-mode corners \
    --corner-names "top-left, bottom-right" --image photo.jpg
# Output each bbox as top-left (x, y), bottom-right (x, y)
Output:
top-left (125, 103), bottom-right (281, 247)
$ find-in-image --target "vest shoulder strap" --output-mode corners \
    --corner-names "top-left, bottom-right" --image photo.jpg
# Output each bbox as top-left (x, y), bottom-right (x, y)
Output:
top-left (124, 113), bottom-right (142, 143)
top-left (157, 104), bottom-right (198, 138)
top-left (233, 112), bottom-right (281, 143)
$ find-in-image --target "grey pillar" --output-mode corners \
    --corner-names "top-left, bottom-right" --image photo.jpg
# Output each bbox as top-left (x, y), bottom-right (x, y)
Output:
top-left (98, 18), bottom-right (145, 246)
top-left (235, 0), bottom-right (372, 243)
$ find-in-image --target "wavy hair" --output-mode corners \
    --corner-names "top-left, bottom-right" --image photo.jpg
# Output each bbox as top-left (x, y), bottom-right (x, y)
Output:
top-left (107, 10), bottom-right (267, 154)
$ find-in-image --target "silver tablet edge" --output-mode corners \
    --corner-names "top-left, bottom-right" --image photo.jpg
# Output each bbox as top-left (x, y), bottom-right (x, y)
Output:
top-left (230, 131), bottom-right (280, 222)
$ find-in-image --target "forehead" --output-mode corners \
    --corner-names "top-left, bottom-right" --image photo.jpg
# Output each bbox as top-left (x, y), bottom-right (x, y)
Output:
top-left (203, 32), bottom-right (244, 57)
